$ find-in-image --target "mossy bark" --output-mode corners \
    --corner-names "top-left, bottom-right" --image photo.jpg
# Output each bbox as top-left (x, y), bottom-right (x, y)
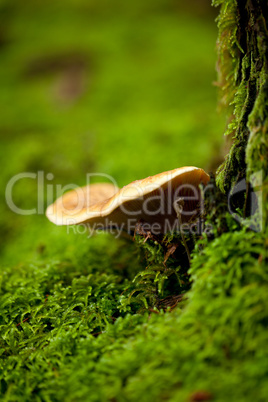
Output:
top-left (214, 0), bottom-right (268, 228)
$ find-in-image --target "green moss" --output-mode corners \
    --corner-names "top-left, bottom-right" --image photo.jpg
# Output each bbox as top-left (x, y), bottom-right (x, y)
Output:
top-left (1, 229), bottom-right (268, 401)
top-left (213, 0), bottom-right (268, 226)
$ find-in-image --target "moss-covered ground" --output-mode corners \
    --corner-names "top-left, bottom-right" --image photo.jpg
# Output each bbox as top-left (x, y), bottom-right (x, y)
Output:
top-left (1, 1), bottom-right (267, 401)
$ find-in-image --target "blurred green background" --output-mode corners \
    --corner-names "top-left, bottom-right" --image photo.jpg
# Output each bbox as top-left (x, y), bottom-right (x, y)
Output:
top-left (0, 0), bottom-right (225, 264)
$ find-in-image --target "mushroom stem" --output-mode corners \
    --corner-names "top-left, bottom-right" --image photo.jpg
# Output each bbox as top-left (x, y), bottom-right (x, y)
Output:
top-left (173, 198), bottom-right (191, 265)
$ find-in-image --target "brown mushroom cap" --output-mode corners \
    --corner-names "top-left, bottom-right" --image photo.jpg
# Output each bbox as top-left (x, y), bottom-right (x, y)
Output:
top-left (46, 167), bottom-right (210, 234)
top-left (46, 182), bottom-right (119, 226)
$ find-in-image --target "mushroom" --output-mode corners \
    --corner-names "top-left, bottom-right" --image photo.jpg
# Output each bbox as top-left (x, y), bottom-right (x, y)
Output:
top-left (46, 182), bottom-right (119, 226)
top-left (46, 167), bottom-right (210, 235)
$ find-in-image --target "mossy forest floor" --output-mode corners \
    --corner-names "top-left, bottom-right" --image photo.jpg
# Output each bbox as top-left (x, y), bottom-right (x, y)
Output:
top-left (0, 1), bottom-right (267, 401)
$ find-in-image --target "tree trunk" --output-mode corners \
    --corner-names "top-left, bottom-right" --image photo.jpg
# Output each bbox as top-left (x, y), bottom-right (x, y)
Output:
top-left (214, 0), bottom-right (268, 228)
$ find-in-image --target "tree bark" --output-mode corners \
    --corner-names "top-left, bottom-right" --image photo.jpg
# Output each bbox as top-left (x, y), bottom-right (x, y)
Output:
top-left (214, 0), bottom-right (268, 228)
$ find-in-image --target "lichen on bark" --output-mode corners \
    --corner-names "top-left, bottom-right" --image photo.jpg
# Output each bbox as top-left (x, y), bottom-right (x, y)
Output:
top-left (213, 0), bottom-right (268, 227)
